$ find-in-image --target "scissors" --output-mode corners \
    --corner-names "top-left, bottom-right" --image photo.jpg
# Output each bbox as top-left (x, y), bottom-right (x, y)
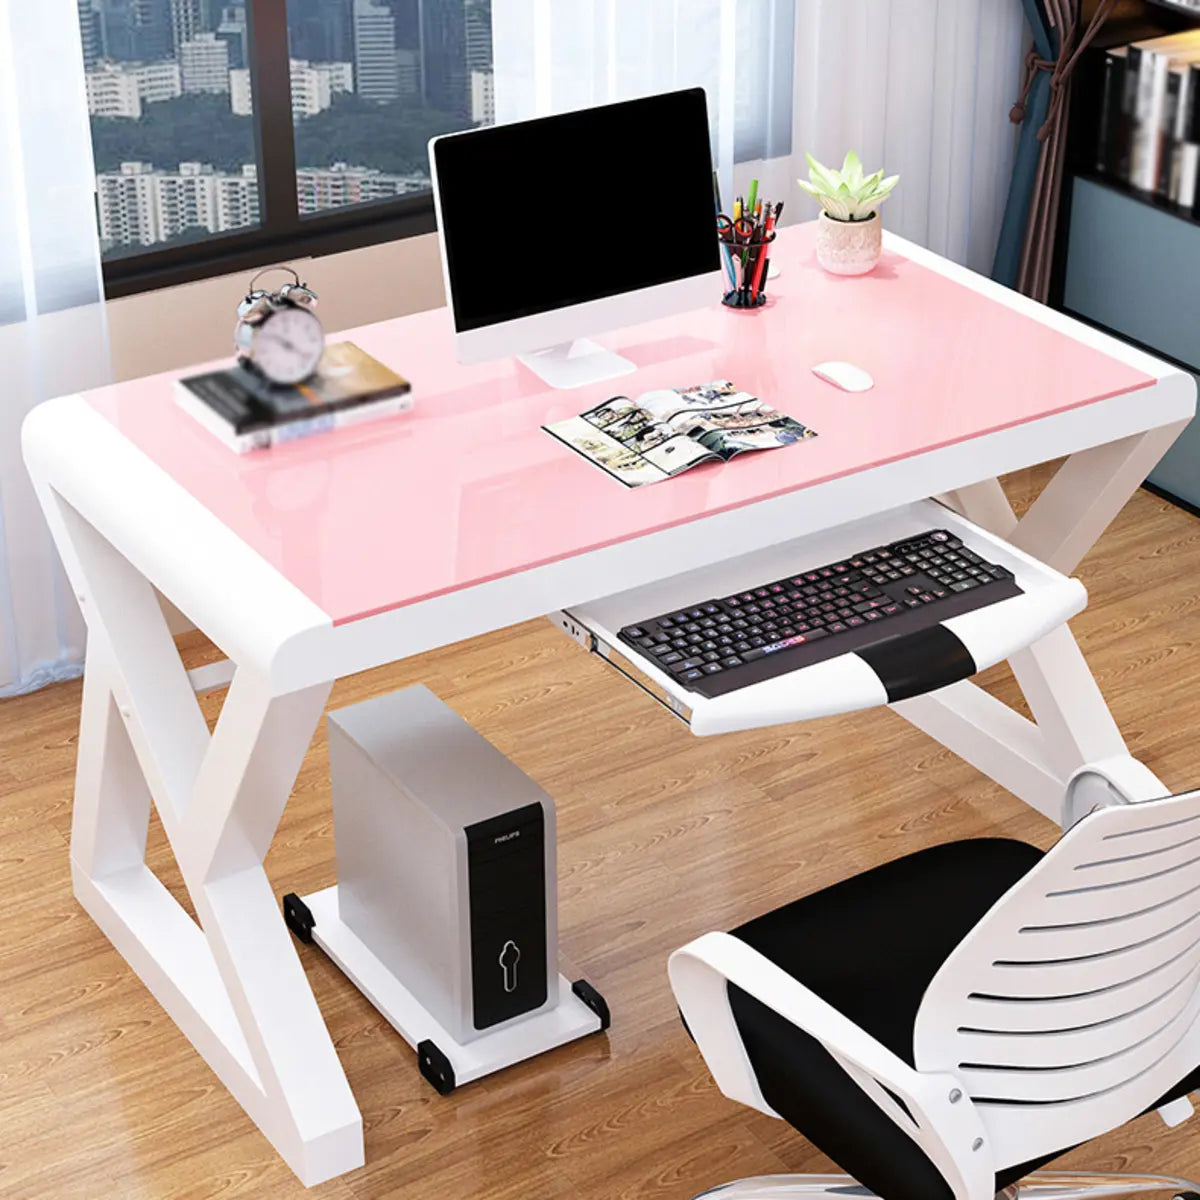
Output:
top-left (716, 214), bottom-right (756, 241)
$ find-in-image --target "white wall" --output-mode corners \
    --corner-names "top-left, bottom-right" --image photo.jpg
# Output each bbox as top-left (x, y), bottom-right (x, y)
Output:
top-left (106, 230), bottom-right (447, 380)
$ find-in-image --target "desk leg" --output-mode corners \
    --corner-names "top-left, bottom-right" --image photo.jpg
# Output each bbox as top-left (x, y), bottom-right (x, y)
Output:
top-left (899, 424), bottom-right (1187, 823)
top-left (47, 493), bottom-right (362, 1187)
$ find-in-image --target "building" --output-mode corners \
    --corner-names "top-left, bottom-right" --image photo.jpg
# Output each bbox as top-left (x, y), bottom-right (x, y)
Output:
top-left (135, 58), bottom-right (183, 102)
top-left (288, 0), bottom-right (355, 63)
top-left (421, 0), bottom-right (468, 117)
top-left (180, 32), bottom-right (230, 93)
top-left (464, 0), bottom-right (491, 72)
top-left (395, 46), bottom-right (420, 97)
top-left (354, 0), bottom-right (399, 105)
top-left (229, 66), bottom-right (252, 116)
top-left (86, 61), bottom-right (143, 119)
top-left (470, 68), bottom-right (493, 125)
top-left (290, 60), bottom-right (332, 119)
top-left (320, 60), bottom-right (355, 95)
top-left (170, 0), bottom-right (202, 54)
top-left (296, 162), bottom-right (426, 214)
top-left (96, 160), bottom-right (259, 250)
top-left (96, 0), bottom-right (173, 63)
top-left (78, 0), bottom-right (103, 69)
top-left (214, 4), bottom-right (247, 70)
top-left (230, 61), bottom-right (354, 119)
top-left (86, 58), bottom-right (183, 117)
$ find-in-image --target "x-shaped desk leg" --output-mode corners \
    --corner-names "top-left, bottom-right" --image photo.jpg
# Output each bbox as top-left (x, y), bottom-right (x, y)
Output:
top-left (44, 491), bottom-right (362, 1186)
top-left (900, 422), bottom-right (1187, 823)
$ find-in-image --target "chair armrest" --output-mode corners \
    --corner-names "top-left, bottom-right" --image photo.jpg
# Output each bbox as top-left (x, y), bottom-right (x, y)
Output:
top-left (669, 931), bottom-right (996, 1200)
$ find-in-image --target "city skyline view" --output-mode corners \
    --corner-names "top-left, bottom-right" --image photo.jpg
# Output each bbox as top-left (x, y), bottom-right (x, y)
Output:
top-left (77, 0), bottom-right (494, 258)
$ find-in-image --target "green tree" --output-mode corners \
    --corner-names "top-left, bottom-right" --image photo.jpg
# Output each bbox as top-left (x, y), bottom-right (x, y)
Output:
top-left (91, 95), bottom-right (256, 173)
top-left (293, 94), bottom-right (465, 174)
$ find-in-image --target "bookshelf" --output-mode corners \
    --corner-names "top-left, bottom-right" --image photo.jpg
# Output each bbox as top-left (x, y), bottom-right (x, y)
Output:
top-left (1053, 0), bottom-right (1200, 511)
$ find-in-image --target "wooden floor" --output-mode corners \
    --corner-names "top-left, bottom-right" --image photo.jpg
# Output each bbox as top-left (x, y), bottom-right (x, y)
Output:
top-left (4, 468), bottom-right (1200, 1199)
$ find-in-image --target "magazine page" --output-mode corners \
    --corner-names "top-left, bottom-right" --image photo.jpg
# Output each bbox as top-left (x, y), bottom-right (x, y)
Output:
top-left (649, 381), bottom-right (817, 460)
top-left (542, 379), bottom-right (816, 487)
top-left (543, 392), bottom-right (722, 488)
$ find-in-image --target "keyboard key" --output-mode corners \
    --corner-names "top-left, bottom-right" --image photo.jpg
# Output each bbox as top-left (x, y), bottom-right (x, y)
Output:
top-left (626, 626), bottom-right (646, 638)
top-left (679, 656), bottom-right (705, 670)
top-left (721, 656), bottom-right (743, 668)
top-left (951, 579), bottom-right (978, 591)
top-left (680, 668), bottom-right (704, 683)
top-left (661, 652), bottom-right (682, 664)
top-left (702, 662), bottom-right (723, 674)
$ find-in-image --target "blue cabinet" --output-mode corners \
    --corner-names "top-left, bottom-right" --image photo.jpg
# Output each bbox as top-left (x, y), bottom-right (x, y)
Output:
top-left (1062, 177), bottom-right (1200, 508)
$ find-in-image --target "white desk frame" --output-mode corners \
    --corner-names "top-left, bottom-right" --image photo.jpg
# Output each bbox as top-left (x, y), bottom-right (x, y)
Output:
top-left (21, 236), bottom-right (1195, 1185)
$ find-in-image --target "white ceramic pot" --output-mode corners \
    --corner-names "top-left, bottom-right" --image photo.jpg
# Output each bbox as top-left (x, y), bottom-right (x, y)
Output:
top-left (815, 211), bottom-right (882, 275)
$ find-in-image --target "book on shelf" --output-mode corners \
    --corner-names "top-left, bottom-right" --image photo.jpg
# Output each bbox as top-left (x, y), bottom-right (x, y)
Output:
top-left (175, 341), bottom-right (413, 453)
top-left (1093, 29), bottom-right (1200, 211)
top-left (542, 379), bottom-right (817, 488)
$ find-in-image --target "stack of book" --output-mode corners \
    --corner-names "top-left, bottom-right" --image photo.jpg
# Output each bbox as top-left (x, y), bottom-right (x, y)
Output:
top-left (1093, 29), bottom-right (1200, 210)
top-left (175, 341), bottom-right (412, 453)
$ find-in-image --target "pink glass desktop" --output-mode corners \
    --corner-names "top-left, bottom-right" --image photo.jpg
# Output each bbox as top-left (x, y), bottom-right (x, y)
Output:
top-left (87, 222), bottom-right (1154, 626)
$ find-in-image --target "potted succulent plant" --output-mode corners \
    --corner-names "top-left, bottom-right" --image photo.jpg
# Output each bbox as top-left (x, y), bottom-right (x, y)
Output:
top-left (799, 151), bottom-right (899, 276)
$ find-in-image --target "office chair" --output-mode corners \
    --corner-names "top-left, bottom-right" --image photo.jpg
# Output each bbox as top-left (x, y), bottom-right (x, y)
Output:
top-left (669, 759), bottom-right (1200, 1200)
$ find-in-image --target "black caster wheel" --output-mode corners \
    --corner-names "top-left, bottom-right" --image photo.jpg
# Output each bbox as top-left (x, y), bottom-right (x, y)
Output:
top-left (417, 1039), bottom-right (456, 1095)
top-left (1172, 1193), bottom-right (1200, 1199)
top-left (282, 892), bottom-right (315, 944)
top-left (571, 978), bottom-right (611, 1031)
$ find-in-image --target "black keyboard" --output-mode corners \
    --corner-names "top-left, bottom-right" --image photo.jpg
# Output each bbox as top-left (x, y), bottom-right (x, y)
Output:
top-left (617, 530), bottom-right (1022, 699)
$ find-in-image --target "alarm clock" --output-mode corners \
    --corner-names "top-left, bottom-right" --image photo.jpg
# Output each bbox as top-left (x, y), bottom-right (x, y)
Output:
top-left (234, 265), bottom-right (325, 385)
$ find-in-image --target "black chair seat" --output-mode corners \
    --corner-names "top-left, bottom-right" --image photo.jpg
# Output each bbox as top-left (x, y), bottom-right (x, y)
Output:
top-left (726, 837), bottom-right (1200, 1200)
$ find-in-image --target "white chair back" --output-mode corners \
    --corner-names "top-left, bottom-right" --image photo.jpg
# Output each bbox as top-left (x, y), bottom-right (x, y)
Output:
top-left (915, 788), bottom-right (1200, 1170)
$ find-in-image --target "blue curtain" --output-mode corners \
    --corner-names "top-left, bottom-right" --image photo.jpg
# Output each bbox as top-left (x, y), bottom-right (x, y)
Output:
top-left (992, 0), bottom-right (1057, 287)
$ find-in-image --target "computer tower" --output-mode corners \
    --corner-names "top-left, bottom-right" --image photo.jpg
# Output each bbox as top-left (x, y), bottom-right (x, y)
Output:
top-left (328, 685), bottom-right (557, 1045)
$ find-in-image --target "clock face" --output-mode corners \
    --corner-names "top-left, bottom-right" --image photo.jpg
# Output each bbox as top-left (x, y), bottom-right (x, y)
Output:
top-left (253, 305), bottom-right (325, 384)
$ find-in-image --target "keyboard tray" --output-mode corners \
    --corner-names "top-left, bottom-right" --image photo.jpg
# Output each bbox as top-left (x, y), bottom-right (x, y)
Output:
top-left (551, 499), bottom-right (1085, 736)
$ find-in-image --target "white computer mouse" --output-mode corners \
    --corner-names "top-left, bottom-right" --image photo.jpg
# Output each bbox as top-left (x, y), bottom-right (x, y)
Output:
top-left (811, 361), bottom-right (874, 393)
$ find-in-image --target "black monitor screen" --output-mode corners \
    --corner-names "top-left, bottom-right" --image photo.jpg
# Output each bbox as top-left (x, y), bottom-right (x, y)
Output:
top-left (433, 88), bottom-right (720, 333)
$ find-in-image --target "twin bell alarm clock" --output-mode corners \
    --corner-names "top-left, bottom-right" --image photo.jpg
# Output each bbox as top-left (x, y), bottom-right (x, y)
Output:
top-left (234, 265), bottom-right (325, 385)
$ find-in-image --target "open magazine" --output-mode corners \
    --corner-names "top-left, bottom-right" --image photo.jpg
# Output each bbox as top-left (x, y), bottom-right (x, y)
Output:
top-left (543, 380), bottom-right (817, 488)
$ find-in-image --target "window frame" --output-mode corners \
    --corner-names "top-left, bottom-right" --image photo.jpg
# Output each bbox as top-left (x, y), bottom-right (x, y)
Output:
top-left (100, 0), bottom-right (441, 299)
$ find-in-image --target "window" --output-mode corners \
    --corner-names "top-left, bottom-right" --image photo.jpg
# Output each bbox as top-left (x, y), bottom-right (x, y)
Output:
top-left (76, 0), bottom-right (493, 295)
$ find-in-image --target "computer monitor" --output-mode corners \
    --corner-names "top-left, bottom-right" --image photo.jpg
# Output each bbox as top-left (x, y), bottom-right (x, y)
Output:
top-left (430, 88), bottom-right (722, 390)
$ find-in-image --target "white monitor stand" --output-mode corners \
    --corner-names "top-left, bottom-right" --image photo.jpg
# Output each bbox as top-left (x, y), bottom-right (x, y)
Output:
top-left (517, 338), bottom-right (638, 390)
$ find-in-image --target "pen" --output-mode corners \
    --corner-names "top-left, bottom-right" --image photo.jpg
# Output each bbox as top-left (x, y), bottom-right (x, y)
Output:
top-left (746, 178), bottom-right (759, 216)
top-left (759, 201), bottom-right (783, 289)
top-left (720, 235), bottom-right (737, 291)
top-left (749, 199), bottom-right (776, 303)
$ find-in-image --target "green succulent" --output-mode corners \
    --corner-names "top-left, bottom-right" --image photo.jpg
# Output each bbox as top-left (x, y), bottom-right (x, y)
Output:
top-left (798, 151), bottom-right (899, 222)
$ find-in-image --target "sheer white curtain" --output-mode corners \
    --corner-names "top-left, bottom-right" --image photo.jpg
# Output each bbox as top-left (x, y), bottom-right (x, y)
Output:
top-left (789, 0), bottom-right (1028, 274)
top-left (494, 0), bottom-right (1027, 276)
top-left (0, 0), bottom-right (111, 696)
top-left (493, 0), bottom-right (795, 207)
